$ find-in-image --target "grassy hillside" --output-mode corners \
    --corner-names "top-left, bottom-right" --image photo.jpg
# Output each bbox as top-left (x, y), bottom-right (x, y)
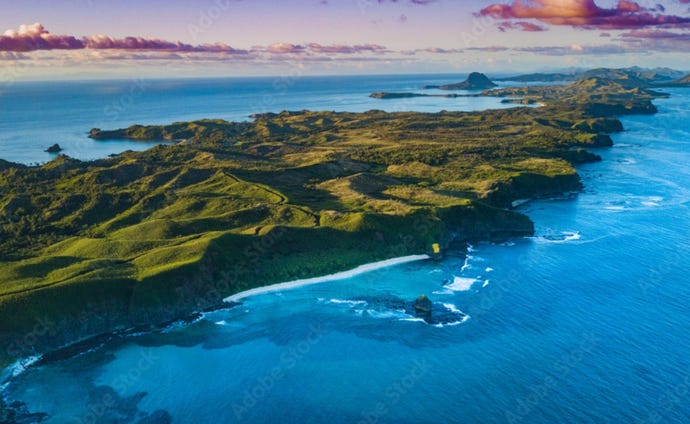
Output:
top-left (0, 76), bottom-right (665, 366)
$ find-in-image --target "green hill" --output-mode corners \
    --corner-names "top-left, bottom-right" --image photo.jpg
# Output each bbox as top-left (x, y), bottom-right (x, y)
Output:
top-left (0, 76), bottom-right (667, 367)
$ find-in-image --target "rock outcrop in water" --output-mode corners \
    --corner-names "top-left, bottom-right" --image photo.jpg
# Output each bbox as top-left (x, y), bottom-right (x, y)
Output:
top-left (414, 294), bottom-right (433, 319)
top-left (44, 143), bottom-right (62, 153)
top-left (424, 72), bottom-right (498, 90)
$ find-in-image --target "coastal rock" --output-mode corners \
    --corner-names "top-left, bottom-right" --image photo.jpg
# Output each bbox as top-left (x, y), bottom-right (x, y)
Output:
top-left (348, 294), bottom-right (466, 326)
top-left (414, 294), bottom-right (433, 318)
top-left (45, 143), bottom-right (63, 153)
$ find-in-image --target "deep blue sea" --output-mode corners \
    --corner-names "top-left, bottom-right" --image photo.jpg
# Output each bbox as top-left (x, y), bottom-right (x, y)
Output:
top-left (0, 74), bottom-right (524, 165)
top-left (2, 76), bottom-right (690, 423)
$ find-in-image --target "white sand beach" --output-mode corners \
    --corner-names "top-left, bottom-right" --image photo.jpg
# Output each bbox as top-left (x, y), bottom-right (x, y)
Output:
top-left (223, 254), bottom-right (430, 303)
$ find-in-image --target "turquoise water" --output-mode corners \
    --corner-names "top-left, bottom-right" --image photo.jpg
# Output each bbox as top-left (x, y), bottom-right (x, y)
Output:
top-left (0, 74), bottom-right (521, 165)
top-left (2, 81), bottom-right (690, 423)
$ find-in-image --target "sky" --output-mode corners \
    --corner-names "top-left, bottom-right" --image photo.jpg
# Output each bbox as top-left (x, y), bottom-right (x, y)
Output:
top-left (2, 0), bottom-right (690, 80)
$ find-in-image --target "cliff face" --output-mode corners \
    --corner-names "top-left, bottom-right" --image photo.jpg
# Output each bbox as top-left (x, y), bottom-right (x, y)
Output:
top-left (483, 172), bottom-right (583, 209)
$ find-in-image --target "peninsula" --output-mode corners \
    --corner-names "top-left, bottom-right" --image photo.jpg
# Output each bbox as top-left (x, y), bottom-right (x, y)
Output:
top-left (0, 72), bottom-right (668, 369)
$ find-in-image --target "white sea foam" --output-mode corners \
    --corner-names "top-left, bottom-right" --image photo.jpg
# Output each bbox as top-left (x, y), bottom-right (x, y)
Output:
top-left (400, 317), bottom-right (426, 323)
top-left (445, 276), bottom-right (478, 292)
top-left (442, 303), bottom-right (463, 314)
top-left (460, 256), bottom-right (472, 272)
top-left (563, 232), bottom-right (581, 242)
top-left (532, 231), bottom-right (581, 244)
top-left (642, 196), bottom-right (663, 207)
top-left (223, 255), bottom-right (430, 303)
top-left (367, 309), bottom-right (408, 319)
top-left (433, 317), bottom-right (469, 328)
top-left (7, 355), bottom-right (41, 379)
top-left (483, 280), bottom-right (490, 288)
top-left (215, 320), bottom-right (227, 326)
top-left (328, 299), bottom-right (368, 307)
top-left (433, 313), bottom-right (470, 328)
top-left (485, 267), bottom-right (494, 273)
top-left (511, 199), bottom-right (530, 208)
top-left (399, 304), bottom-right (470, 327)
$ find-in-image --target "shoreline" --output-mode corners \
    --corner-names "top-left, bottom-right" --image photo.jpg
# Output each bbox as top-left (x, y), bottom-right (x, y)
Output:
top-left (0, 254), bottom-right (432, 386)
top-left (223, 254), bottom-right (431, 303)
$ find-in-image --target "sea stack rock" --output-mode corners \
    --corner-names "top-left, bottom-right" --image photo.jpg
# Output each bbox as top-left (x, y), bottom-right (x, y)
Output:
top-left (45, 143), bottom-right (63, 153)
top-left (432, 72), bottom-right (498, 90)
top-left (461, 72), bottom-right (497, 89)
top-left (414, 294), bottom-right (433, 319)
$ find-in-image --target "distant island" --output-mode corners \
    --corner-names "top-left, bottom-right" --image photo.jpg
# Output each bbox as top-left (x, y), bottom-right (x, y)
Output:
top-left (423, 72), bottom-right (498, 90)
top-left (370, 72), bottom-right (498, 99)
top-left (654, 74), bottom-right (690, 87)
top-left (0, 70), bottom-right (672, 370)
top-left (371, 68), bottom-right (688, 102)
top-left (370, 92), bottom-right (468, 99)
top-left (494, 67), bottom-right (690, 88)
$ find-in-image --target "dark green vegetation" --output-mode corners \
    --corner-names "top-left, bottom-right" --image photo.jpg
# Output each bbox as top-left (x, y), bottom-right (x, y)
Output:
top-left (654, 73), bottom-right (690, 88)
top-left (494, 66), bottom-right (686, 84)
top-left (0, 72), bottom-right (668, 367)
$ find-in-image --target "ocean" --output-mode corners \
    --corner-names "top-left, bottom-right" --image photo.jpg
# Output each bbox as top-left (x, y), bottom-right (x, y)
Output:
top-left (2, 77), bottom-right (690, 423)
top-left (0, 74), bottom-right (522, 165)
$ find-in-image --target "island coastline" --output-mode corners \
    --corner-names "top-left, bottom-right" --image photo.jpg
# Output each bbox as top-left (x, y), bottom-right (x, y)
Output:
top-left (0, 70), bottom-right (676, 379)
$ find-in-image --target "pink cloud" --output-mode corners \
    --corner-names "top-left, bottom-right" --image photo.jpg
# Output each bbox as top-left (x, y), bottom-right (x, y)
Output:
top-left (499, 21), bottom-right (548, 31)
top-left (618, 28), bottom-right (690, 51)
top-left (264, 43), bottom-right (305, 54)
top-left (478, 0), bottom-right (690, 30)
top-left (0, 23), bottom-right (83, 52)
top-left (306, 43), bottom-right (387, 54)
top-left (0, 24), bottom-right (393, 58)
top-left (377, 0), bottom-right (437, 4)
top-left (0, 23), bottom-right (249, 54)
top-left (83, 35), bottom-right (248, 54)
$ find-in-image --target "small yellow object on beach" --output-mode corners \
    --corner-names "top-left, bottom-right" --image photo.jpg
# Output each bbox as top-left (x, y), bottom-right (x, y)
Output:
top-left (432, 243), bottom-right (441, 254)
